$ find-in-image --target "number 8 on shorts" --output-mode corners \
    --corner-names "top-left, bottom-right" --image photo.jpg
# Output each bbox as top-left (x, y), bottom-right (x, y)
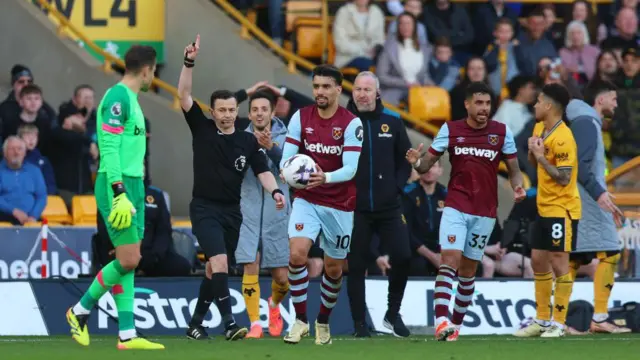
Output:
top-left (532, 216), bottom-right (579, 252)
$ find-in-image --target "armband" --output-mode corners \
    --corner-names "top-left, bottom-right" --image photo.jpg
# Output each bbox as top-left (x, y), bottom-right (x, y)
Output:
top-left (271, 189), bottom-right (284, 199)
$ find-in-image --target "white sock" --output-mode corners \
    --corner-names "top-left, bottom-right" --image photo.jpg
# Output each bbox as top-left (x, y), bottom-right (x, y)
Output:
top-left (119, 329), bottom-right (136, 341)
top-left (251, 320), bottom-right (261, 328)
top-left (552, 321), bottom-right (565, 329)
top-left (535, 319), bottom-right (551, 327)
top-left (593, 313), bottom-right (608, 322)
top-left (435, 316), bottom-right (448, 327)
top-left (72, 303), bottom-right (90, 316)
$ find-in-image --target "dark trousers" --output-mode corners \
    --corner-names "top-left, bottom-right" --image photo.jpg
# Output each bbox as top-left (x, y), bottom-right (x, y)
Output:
top-left (347, 207), bottom-right (412, 323)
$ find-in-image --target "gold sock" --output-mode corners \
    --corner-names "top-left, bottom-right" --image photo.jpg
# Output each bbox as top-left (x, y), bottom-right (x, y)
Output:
top-left (534, 271), bottom-right (553, 322)
top-left (569, 260), bottom-right (580, 282)
top-left (270, 279), bottom-right (290, 306)
top-left (242, 274), bottom-right (260, 323)
top-left (552, 273), bottom-right (575, 325)
top-left (594, 254), bottom-right (620, 316)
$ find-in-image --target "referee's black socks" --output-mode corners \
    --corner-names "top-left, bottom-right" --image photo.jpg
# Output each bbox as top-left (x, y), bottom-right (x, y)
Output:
top-left (211, 273), bottom-right (236, 328)
top-left (190, 273), bottom-right (235, 329)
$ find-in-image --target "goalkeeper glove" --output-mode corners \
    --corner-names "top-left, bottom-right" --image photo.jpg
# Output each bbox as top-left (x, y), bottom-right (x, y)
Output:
top-left (108, 182), bottom-right (136, 230)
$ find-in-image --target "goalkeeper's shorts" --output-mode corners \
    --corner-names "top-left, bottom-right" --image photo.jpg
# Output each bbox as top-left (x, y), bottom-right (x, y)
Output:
top-left (95, 173), bottom-right (145, 246)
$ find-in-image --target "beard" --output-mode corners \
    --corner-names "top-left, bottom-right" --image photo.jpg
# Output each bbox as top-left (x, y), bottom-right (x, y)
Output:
top-left (602, 108), bottom-right (615, 118)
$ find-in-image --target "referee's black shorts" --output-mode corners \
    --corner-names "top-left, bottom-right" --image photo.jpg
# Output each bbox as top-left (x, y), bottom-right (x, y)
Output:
top-left (189, 197), bottom-right (242, 260)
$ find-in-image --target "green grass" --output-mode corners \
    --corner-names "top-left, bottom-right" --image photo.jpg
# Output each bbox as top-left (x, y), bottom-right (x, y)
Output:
top-left (1, 334), bottom-right (639, 360)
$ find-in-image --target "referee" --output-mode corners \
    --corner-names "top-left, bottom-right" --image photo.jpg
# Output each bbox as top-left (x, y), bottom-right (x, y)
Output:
top-left (177, 35), bottom-right (286, 341)
top-left (346, 72), bottom-right (413, 337)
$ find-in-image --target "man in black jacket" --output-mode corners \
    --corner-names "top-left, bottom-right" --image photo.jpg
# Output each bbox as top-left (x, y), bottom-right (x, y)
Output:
top-left (346, 72), bottom-right (413, 338)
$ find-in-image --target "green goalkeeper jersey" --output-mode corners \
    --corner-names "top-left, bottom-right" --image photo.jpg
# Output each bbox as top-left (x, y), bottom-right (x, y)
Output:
top-left (96, 82), bottom-right (147, 184)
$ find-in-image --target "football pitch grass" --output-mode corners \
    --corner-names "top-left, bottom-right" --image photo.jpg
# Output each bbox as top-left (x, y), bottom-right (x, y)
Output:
top-left (1, 334), bottom-right (639, 360)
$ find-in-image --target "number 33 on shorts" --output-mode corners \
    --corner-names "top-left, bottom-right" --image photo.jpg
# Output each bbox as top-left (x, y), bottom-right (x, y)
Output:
top-left (439, 207), bottom-right (497, 261)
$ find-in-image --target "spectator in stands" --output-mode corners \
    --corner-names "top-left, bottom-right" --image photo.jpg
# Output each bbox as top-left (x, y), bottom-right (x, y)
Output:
top-left (514, 9), bottom-right (558, 76)
top-left (403, 160), bottom-right (446, 276)
top-left (0, 136), bottom-right (46, 225)
top-left (428, 37), bottom-right (460, 92)
top-left (50, 86), bottom-right (98, 207)
top-left (1, 84), bottom-right (57, 157)
top-left (482, 221), bottom-right (534, 278)
top-left (494, 75), bottom-right (536, 138)
top-left (569, 0), bottom-right (608, 45)
top-left (542, 4), bottom-right (565, 50)
top-left (601, 8), bottom-right (639, 59)
top-left (0, 65), bottom-right (57, 140)
top-left (377, 13), bottom-right (434, 106)
top-left (592, 50), bottom-right (621, 82)
top-left (450, 57), bottom-right (490, 121)
top-left (484, 18), bottom-right (521, 99)
top-left (422, 0), bottom-right (474, 64)
top-left (535, 56), bottom-right (583, 99)
top-left (559, 21), bottom-right (601, 86)
top-left (615, 47), bottom-right (640, 88)
top-left (387, 0), bottom-right (428, 45)
top-left (332, 0), bottom-right (386, 71)
top-left (609, 69), bottom-right (640, 170)
top-left (473, 0), bottom-right (520, 56)
top-left (96, 183), bottom-right (192, 277)
top-left (19, 125), bottom-right (56, 195)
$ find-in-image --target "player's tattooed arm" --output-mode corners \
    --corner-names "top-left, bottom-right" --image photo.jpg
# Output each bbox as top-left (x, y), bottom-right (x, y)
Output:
top-left (536, 155), bottom-right (572, 186)
top-left (414, 151), bottom-right (441, 174)
top-left (504, 157), bottom-right (524, 190)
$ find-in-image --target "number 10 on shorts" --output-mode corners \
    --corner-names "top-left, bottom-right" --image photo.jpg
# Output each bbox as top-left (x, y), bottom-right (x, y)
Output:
top-left (335, 235), bottom-right (351, 249)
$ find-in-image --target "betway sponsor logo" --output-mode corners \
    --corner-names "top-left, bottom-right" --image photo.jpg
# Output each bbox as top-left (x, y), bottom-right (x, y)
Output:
top-left (0, 251), bottom-right (91, 279)
top-left (454, 146), bottom-right (499, 160)
top-left (98, 288), bottom-right (295, 331)
top-left (304, 139), bottom-right (342, 155)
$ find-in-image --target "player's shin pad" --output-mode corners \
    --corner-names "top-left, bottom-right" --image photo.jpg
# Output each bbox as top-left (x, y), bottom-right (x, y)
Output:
top-left (594, 254), bottom-right (620, 315)
top-left (534, 272), bottom-right (553, 322)
top-left (552, 273), bottom-right (574, 325)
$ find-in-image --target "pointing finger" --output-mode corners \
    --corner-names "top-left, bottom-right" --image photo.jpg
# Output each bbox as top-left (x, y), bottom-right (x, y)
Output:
top-left (417, 143), bottom-right (424, 152)
top-left (195, 34), bottom-right (200, 49)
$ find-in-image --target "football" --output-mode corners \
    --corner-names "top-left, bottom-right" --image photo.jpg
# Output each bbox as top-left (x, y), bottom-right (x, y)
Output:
top-left (281, 154), bottom-right (317, 189)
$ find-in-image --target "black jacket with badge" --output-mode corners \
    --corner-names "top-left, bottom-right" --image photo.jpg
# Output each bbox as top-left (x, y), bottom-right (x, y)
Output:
top-left (347, 97), bottom-right (412, 212)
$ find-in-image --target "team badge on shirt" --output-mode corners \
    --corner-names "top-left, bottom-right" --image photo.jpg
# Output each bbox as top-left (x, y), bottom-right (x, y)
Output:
top-left (234, 155), bottom-right (246, 171)
top-left (295, 223), bottom-right (304, 231)
top-left (447, 235), bottom-right (456, 243)
top-left (381, 124), bottom-right (389, 133)
top-left (488, 134), bottom-right (499, 146)
top-left (332, 127), bottom-right (343, 140)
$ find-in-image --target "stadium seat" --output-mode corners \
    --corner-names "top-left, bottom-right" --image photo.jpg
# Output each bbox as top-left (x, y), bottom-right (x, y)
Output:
top-left (326, 36), bottom-right (361, 76)
top-left (408, 86), bottom-right (451, 123)
top-left (72, 195), bottom-right (98, 226)
top-left (0, 222), bottom-right (13, 227)
top-left (172, 220), bottom-right (192, 228)
top-left (293, 18), bottom-right (324, 59)
top-left (24, 222), bottom-right (42, 227)
top-left (42, 195), bottom-right (72, 225)
top-left (286, 1), bottom-right (321, 33)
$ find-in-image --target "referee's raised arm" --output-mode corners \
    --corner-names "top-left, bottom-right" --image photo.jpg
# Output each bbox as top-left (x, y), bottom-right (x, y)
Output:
top-left (178, 34), bottom-right (200, 112)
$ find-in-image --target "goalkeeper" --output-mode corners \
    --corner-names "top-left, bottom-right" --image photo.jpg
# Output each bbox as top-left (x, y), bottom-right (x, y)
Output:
top-left (66, 45), bottom-right (164, 350)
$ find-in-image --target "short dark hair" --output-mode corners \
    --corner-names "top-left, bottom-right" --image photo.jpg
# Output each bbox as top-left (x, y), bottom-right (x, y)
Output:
top-left (434, 36), bottom-right (451, 49)
top-left (541, 83), bottom-right (570, 111)
top-left (20, 84), bottom-right (42, 98)
top-left (529, 7), bottom-right (545, 18)
top-left (507, 75), bottom-right (533, 99)
top-left (249, 90), bottom-right (276, 111)
top-left (73, 84), bottom-right (93, 97)
top-left (584, 80), bottom-right (617, 106)
top-left (124, 45), bottom-right (157, 74)
top-left (465, 81), bottom-right (493, 100)
top-left (312, 64), bottom-right (343, 85)
top-left (495, 17), bottom-right (514, 30)
top-left (209, 89), bottom-right (237, 108)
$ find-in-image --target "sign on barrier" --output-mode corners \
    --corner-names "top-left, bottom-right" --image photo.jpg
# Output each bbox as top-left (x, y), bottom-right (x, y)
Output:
top-left (31, 0), bottom-right (165, 63)
top-left (2, 278), bottom-right (638, 336)
top-left (0, 228), bottom-right (94, 280)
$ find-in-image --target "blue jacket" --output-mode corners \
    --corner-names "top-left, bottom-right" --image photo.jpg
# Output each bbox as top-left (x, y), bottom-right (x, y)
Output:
top-left (0, 160), bottom-right (47, 219)
top-left (25, 149), bottom-right (57, 195)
